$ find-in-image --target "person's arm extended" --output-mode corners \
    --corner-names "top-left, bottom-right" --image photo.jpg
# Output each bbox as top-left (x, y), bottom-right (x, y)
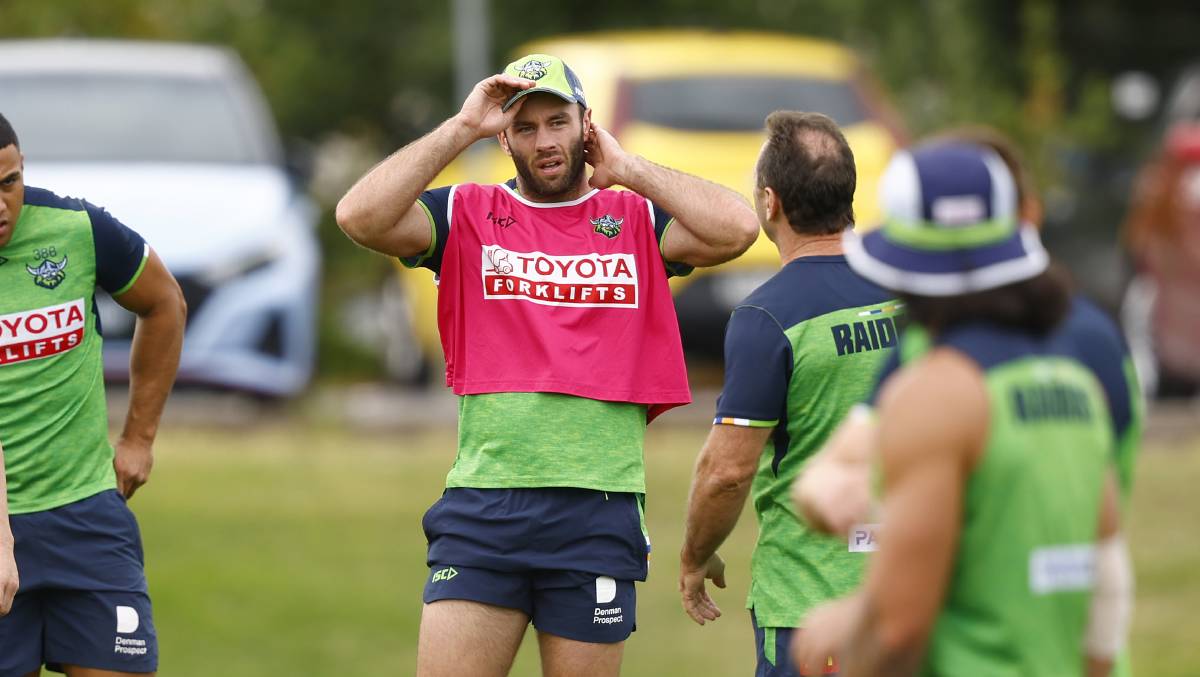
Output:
top-left (679, 424), bottom-right (772, 625)
top-left (792, 404), bottom-right (878, 536)
top-left (794, 349), bottom-right (987, 677)
top-left (1084, 471), bottom-right (1132, 677)
top-left (112, 250), bottom-right (186, 499)
top-left (585, 124), bottom-right (759, 267)
top-left (336, 75), bottom-right (535, 257)
top-left (0, 440), bottom-right (17, 616)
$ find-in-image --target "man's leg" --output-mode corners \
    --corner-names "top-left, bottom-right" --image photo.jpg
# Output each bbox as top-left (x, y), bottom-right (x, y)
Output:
top-left (530, 573), bottom-right (636, 677)
top-left (537, 632), bottom-right (624, 677)
top-left (417, 600), bottom-right (529, 677)
top-left (0, 591), bottom-right (46, 677)
top-left (751, 611), bottom-right (813, 677)
top-left (20, 671), bottom-right (40, 677)
top-left (39, 493), bottom-right (158, 676)
top-left (62, 667), bottom-right (153, 677)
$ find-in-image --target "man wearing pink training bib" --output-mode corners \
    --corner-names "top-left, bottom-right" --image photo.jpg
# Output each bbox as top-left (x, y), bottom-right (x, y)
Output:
top-left (336, 54), bottom-right (758, 677)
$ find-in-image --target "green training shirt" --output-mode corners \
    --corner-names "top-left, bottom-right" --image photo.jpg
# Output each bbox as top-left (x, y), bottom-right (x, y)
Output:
top-left (713, 255), bottom-right (900, 628)
top-left (0, 187), bottom-right (148, 514)
top-left (450, 392), bottom-right (647, 493)
top-left (917, 324), bottom-right (1113, 677)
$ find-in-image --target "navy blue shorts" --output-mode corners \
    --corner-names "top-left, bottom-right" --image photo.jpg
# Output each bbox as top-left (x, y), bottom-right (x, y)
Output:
top-left (422, 487), bottom-right (648, 643)
top-left (0, 490), bottom-right (157, 676)
top-left (752, 610), bottom-right (839, 677)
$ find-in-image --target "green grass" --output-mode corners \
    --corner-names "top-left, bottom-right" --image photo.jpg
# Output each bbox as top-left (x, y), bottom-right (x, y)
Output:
top-left (131, 423), bottom-right (1199, 675)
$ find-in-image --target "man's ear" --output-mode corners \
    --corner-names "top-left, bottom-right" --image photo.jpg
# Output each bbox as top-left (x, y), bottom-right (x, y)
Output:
top-left (497, 131), bottom-right (512, 157)
top-left (762, 186), bottom-right (780, 221)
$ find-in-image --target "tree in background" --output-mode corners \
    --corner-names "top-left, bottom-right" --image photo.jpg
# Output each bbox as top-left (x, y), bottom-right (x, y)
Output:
top-left (4, 0), bottom-right (1197, 367)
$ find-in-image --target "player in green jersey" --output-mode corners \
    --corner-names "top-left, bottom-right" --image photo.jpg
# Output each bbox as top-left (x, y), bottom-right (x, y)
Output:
top-left (679, 112), bottom-right (899, 676)
top-left (792, 140), bottom-right (1132, 677)
top-left (795, 129), bottom-right (1142, 676)
top-left (0, 112), bottom-right (186, 677)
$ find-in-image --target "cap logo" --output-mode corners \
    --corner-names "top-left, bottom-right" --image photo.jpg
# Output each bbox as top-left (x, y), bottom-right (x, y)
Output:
top-left (517, 59), bottom-right (551, 80)
top-left (931, 195), bottom-right (986, 227)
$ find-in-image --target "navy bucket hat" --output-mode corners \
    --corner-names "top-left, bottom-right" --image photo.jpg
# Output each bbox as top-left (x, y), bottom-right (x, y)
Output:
top-left (844, 142), bottom-right (1049, 296)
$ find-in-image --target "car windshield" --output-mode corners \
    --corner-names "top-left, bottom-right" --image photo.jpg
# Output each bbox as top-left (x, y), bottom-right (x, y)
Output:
top-left (627, 75), bottom-right (868, 131)
top-left (0, 74), bottom-right (264, 163)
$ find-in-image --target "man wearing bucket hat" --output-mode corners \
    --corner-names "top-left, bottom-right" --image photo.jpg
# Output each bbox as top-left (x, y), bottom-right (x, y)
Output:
top-left (789, 141), bottom-right (1131, 677)
top-left (796, 129), bottom-right (1143, 533)
top-left (337, 54), bottom-right (758, 676)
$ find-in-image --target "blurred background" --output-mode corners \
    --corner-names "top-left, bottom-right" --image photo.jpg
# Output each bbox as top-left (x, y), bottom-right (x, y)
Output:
top-left (2, 0), bottom-right (1198, 674)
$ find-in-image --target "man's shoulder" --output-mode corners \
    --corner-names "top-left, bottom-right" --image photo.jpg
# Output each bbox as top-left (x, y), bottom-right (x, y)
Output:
top-left (24, 186), bottom-right (87, 213)
top-left (737, 256), bottom-right (894, 329)
top-left (1063, 295), bottom-right (1125, 351)
top-left (594, 187), bottom-right (653, 209)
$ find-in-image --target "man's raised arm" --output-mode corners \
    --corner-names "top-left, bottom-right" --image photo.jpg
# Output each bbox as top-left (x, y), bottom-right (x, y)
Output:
top-left (585, 125), bottom-right (759, 268)
top-left (335, 75), bottom-right (535, 257)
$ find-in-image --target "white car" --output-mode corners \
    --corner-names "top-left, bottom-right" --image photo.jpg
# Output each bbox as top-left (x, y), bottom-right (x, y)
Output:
top-left (0, 39), bottom-right (319, 396)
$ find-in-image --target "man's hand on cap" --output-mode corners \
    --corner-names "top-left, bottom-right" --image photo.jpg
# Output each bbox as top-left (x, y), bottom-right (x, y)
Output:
top-left (456, 74), bottom-right (536, 140)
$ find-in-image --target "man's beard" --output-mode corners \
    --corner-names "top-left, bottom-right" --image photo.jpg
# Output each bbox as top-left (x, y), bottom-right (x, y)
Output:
top-left (511, 134), bottom-right (587, 201)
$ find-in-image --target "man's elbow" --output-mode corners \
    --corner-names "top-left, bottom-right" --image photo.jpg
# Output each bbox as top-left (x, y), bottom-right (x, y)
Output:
top-left (688, 218), bottom-right (760, 267)
top-left (163, 278), bottom-right (187, 328)
top-left (703, 464), bottom-right (756, 496)
top-left (720, 213), bottom-right (758, 261)
top-left (716, 214), bottom-right (761, 262)
top-left (732, 212), bottom-right (761, 252)
top-left (334, 197), bottom-right (365, 241)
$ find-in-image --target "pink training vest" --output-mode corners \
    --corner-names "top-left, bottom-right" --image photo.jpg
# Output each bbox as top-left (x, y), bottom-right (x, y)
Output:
top-left (436, 182), bottom-right (691, 421)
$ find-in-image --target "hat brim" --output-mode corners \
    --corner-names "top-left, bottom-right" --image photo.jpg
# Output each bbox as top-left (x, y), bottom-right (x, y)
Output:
top-left (844, 224), bottom-right (1049, 297)
top-left (501, 87), bottom-right (581, 112)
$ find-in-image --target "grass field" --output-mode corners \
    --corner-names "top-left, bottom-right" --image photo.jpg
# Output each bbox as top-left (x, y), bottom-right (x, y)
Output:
top-left (129, 419), bottom-right (1200, 676)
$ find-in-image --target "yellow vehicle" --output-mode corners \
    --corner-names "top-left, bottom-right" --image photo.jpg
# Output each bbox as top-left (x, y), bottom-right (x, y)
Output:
top-left (390, 29), bottom-right (905, 381)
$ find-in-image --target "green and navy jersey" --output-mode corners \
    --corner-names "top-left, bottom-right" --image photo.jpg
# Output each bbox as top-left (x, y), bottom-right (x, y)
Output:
top-left (913, 323), bottom-right (1113, 677)
top-left (713, 254), bottom-right (899, 628)
top-left (404, 180), bottom-right (689, 494)
top-left (0, 186), bottom-right (148, 514)
top-left (1056, 297), bottom-right (1143, 502)
top-left (870, 295), bottom-right (1143, 502)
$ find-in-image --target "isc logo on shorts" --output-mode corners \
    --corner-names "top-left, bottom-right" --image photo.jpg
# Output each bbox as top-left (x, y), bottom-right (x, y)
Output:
top-left (431, 567), bottom-right (458, 583)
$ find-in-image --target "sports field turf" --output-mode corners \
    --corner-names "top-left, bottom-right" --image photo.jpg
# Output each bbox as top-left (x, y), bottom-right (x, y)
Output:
top-left (130, 419), bottom-right (1199, 675)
